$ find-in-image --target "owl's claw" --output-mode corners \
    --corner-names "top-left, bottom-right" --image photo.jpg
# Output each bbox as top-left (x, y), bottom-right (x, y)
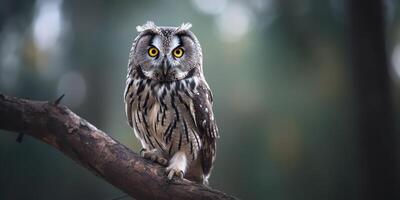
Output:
top-left (166, 168), bottom-right (184, 180)
top-left (140, 149), bottom-right (168, 166)
top-left (139, 148), bottom-right (146, 156)
top-left (155, 156), bottom-right (168, 166)
top-left (165, 151), bottom-right (187, 180)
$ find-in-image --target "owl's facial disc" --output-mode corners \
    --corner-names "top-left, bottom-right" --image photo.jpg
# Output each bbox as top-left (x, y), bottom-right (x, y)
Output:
top-left (134, 29), bottom-right (199, 82)
top-left (139, 36), bottom-right (187, 81)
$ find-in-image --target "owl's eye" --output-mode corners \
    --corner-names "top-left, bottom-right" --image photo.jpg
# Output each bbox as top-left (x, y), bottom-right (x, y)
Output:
top-left (148, 47), bottom-right (159, 57)
top-left (173, 47), bottom-right (184, 58)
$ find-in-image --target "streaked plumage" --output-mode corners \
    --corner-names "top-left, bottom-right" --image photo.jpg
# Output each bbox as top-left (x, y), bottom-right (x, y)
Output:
top-left (124, 22), bottom-right (218, 184)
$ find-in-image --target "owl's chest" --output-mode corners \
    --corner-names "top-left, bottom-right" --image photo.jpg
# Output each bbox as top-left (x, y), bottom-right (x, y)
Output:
top-left (129, 78), bottom-right (199, 145)
top-left (136, 93), bottom-right (175, 137)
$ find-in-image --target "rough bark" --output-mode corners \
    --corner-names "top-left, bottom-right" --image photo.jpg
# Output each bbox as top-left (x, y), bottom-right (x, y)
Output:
top-left (0, 94), bottom-right (238, 200)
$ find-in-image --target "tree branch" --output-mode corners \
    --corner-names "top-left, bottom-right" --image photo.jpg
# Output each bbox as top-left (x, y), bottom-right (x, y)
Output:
top-left (0, 94), bottom-right (238, 200)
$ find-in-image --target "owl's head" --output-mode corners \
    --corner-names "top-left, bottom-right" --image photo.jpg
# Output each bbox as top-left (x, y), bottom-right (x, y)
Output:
top-left (128, 21), bottom-right (202, 81)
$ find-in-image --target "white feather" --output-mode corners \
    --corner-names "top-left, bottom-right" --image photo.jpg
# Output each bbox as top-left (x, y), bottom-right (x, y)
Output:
top-left (171, 36), bottom-right (180, 49)
top-left (177, 22), bottom-right (192, 31)
top-left (167, 151), bottom-right (188, 173)
top-left (136, 21), bottom-right (157, 32)
top-left (151, 35), bottom-right (162, 50)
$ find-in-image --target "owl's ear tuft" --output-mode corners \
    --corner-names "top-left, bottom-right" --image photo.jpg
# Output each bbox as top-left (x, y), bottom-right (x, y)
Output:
top-left (176, 22), bottom-right (192, 32)
top-left (136, 21), bottom-right (158, 32)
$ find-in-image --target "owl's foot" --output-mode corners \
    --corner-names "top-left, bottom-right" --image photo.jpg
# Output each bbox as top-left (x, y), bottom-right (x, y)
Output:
top-left (166, 166), bottom-right (184, 180)
top-left (165, 151), bottom-right (187, 180)
top-left (140, 148), bottom-right (168, 166)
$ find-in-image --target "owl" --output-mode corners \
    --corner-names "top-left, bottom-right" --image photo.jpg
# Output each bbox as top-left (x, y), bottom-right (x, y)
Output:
top-left (124, 21), bottom-right (218, 184)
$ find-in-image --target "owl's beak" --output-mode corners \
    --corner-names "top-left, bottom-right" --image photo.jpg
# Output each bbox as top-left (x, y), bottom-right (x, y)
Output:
top-left (161, 58), bottom-right (171, 76)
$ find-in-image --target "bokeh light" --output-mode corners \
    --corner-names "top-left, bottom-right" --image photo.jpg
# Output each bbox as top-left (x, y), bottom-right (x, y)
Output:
top-left (33, 0), bottom-right (63, 51)
top-left (391, 44), bottom-right (400, 79)
top-left (191, 0), bottom-right (227, 15)
top-left (215, 2), bottom-right (254, 43)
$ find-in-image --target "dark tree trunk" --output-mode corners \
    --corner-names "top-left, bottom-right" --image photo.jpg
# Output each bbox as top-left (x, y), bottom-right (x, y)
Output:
top-left (346, 0), bottom-right (398, 199)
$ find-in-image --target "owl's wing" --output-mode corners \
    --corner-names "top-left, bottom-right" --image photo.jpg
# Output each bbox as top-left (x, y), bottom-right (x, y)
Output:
top-left (124, 74), bottom-right (136, 128)
top-left (191, 82), bottom-right (219, 176)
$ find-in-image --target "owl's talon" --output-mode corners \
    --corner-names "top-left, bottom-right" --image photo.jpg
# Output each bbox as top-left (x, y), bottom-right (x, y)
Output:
top-left (167, 169), bottom-right (174, 180)
top-left (158, 157), bottom-right (168, 166)
top-left (177, 170), bottom-right (184, 178)
top-left (150, 154), bottom-right (157, 161)
top-left (139, 148), bottom-right (147, 157)
top-left (165, 151), bottom-right (187, 180)
top-left (140, 149), bottom-right (168, 166)
top-left (166, 168), bottom-right (184, 180)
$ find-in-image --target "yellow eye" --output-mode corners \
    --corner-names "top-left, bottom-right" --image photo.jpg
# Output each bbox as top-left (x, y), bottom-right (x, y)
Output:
top-left (173, 47), bottom-right (184, 58)
top-left (148, 47), bottom-right (159, 57)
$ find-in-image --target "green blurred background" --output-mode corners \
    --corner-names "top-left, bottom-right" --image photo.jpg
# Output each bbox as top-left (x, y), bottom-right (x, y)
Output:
top-left (0, 0), bottom-right (399, 199)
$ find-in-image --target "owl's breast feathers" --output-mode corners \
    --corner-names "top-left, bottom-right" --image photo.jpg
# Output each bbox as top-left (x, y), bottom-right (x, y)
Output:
top-left (124, 71), bottom-right (218, 173)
